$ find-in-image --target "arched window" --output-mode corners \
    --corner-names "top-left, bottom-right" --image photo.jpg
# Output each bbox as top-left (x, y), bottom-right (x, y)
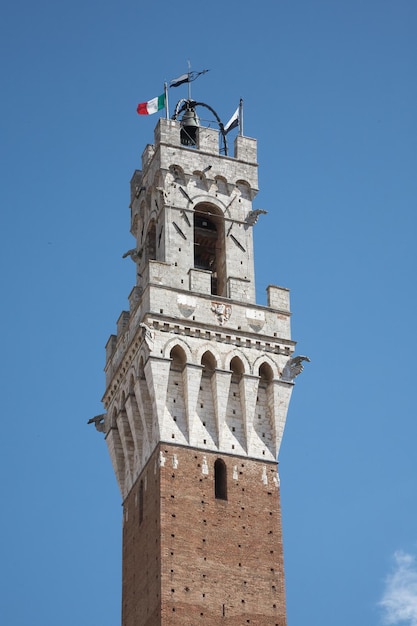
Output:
top-left (169, 345), bottom-right (187, 371)
top-left (201, 350), bottom-right (216, 376)
top-left (146, 220), bottom-right (156, 261)
top-left (214, 459), bottom-right (227, 500)
top-left (259, 362), bottom-right (273, 386)
top-left (230, 355), bottom-right (244, 382)
top-left (194, 204), bottom-right (225, 296)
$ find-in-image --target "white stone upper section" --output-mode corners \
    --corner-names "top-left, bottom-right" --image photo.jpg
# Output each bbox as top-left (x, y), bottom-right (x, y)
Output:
top-left (102, 117), bottom-right (296, 499)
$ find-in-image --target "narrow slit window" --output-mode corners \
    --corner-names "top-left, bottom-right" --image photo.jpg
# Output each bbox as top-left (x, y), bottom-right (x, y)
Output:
top-left (214, 458), bottom-right (227, 500)
top-left (139, 480), bottom-right (144, 524)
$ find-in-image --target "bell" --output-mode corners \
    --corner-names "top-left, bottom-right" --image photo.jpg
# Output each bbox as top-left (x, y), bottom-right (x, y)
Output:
top-left (180, 107), bottom-right (199, 146)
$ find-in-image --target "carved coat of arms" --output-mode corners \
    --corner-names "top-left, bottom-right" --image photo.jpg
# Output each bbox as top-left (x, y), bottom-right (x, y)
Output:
top-left (211, 302), bottom-right (232, 326)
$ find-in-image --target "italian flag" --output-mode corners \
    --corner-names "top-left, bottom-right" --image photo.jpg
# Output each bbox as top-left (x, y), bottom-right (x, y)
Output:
top-left (137, 93), bottom-right (165, 115)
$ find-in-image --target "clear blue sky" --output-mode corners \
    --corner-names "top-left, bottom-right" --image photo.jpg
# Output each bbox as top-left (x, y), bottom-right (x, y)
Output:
top-left (1, 1), bottom-right (417, 625)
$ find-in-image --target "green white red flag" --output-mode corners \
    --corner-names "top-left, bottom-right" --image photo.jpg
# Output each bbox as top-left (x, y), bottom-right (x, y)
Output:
top-left (137, 93), bottom-right (165, 115)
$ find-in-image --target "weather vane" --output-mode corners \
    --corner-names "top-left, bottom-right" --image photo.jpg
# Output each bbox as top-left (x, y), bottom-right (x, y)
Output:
top-left (136, 64), bottom-right (243, 155)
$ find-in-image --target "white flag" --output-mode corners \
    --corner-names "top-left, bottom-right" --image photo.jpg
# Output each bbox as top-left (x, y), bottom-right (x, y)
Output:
top-left (224, 107), bottom-right (239, 134)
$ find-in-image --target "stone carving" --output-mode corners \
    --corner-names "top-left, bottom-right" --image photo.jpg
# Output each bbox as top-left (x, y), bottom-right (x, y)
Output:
top-left (155, 186), bottom-right (168, 201)
top-left (245, 209), bottom-right (268, 225)
top-left (211, 302), bottom-right (232, 326)
top-left (122, 248), bottom-right (142, 262)
top-left (280, 355), bottom-right (311, 382)
top-left (87, 413), bottom-right (106, 433)
top-left (139, 322), bottom-right (155, 350)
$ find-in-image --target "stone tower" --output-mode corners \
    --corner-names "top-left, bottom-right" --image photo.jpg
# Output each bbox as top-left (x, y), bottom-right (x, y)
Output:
top-left (96, 107), bottom-right (305, 626)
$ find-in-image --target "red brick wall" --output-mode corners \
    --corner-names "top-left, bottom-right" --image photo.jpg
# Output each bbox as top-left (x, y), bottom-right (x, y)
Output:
top-left (122, 448), bottom-right (161, 626)
top-left (122, 444), bottom-right (287, 626)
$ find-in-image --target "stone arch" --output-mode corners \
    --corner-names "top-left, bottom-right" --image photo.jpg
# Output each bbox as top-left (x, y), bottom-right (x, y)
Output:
top-left (169, 344), bottom-right (187, 371)
top-left (137, 354), bottom-right (147, 380)
top-left (225, 354), bottom-right (247, 454)
top-left (195, 343), bottom-right (221, 369)
top-left (194, 349), bottom-right (218, 448)
top-left (110, 405), bottom-right (126, 495)
top-left (201, 350), bottom-right (217, 372)
top-left (118, 379), bottom-right (128, 401)
top-left (253, 355), bottom-right (280, 379)
top-left (128, 371), bottom-right (136, 394)
top-left (134, 353), bottom-right (153, 454)
top-left (194, 202), bottom-right (226, 296)
top-left (110, 404), bottom-right (119, 429)
top-left (236, 179), bottom-right (252, 200)
top-left (254, 359), bottom-right (275, 457)
top-left (163, 337), bottom-right (193, 363)
top-left (259, 361), bottom-right (274, 382)
top-left (131, 213), bottom-right (139, 238)
top-left (214, 175), bottom-right (229, 196)
top-left (118, 392), bottom-right (135, 480)
top-left (169, 164), bottom-right (185, 184)
top-left (145, 218), bottom-right (156, 261)
top-left (138, 201), bottom-right (146, 244)
top-left (224, 349), bottom-right (250, 375)
top-left (191, 170), bottom-right (208, 191)
top-left (229, 355), bottom-right (245, 378)
top-left (165, 344), bottom-right (188, 444)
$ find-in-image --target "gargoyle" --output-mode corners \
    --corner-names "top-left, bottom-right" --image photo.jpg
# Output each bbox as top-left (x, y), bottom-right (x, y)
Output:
top-left (245, 209), bottom-right (268, 225)
top-left (122, 248), bottom-right (142, 262)
top-left (281, 355), bottom-right (311, 382)
top-left (87, 414), bottom-right (106, 433)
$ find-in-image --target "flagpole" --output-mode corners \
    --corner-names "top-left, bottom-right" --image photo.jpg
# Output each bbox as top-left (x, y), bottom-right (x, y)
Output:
top-left (164, 82), bottom-right (169, 119)
top-left (187, 60), bottom-right (191, 100)
top-left (239, 98), bottom-right (243, 136)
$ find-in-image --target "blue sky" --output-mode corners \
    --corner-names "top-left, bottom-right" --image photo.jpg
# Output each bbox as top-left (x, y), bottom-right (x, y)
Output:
top-left (1, 1), bottom-right (417, 624)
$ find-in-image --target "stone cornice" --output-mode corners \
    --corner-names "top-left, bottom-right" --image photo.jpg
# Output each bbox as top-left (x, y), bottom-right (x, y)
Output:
top-left (103, 311), bottom-right (295, 405)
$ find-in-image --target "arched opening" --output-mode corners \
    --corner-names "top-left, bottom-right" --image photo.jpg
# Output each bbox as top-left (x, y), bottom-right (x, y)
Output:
top-left (259, 362), bottom-right (274, 385)
top-left (255, 361), bottom-right (275, 454)
top-left (194, 204), bottom-right (225, 296)
top-left (138, 357), bottom-right (146, 380)
top-left (201, 350), bottom-right (216, 375)
top-left (169, 164), bottom-right (185, 184)
top-left (167, 345), bottom-right (188, 443)
top-left (169, 345), bottom-right (187, 371)
top-left (110, 407), bottom-right (125, 494)
top-left (225, 356), bottom-right (246, 453)
top-left (236, 179), bottom-right (251, 200)
top-left (214, 458), bottom-right (227, 500)
top-left (230, 356), bottom-right (244, 381)
top-left (196, 351), bottom-right (217, 447)
top-left (146, 220), bottom-right (156, 261)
